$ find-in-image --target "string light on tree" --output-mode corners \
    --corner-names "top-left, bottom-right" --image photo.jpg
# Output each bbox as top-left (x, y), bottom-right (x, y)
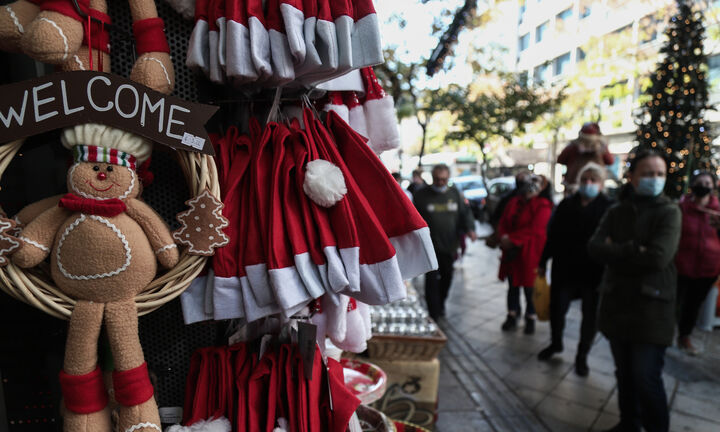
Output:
top-left (634, 0), bottom-right (714, 198)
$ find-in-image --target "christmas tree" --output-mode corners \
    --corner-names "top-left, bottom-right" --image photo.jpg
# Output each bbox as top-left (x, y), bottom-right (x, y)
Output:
top-left (635, 0), bottom-right (714, 198)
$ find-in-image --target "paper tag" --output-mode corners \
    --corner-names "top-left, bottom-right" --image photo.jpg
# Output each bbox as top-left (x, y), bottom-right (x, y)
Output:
top-left (158, 407), bottom-right (183, 424)
top-left (297, 322), bottom-right (317, 381)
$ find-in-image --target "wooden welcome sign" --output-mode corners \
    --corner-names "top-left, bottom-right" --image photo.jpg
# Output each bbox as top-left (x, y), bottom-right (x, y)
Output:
top-left (0, 71), bottom-right (218, 155)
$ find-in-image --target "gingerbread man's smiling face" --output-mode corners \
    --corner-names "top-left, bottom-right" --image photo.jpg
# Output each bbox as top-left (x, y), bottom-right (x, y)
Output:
top-left (68, 162), bottom-right (139, 200)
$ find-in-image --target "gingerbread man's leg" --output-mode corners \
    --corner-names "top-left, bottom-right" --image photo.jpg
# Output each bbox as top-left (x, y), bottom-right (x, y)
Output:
top-left (127, 0), bottom-right (175, 94)
top-left (105, 300), bottom-right (161, 432)
top-left (60, 300), bottom-right (112, 432)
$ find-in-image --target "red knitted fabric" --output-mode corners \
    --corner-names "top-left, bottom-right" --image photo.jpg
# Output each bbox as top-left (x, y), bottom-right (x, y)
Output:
top-left (112, 362), bottom-right (154, 407)
top-left (133, 18), bottom-right (170, 54)
top-left (59, 367), bottom-right (108, 414)
top-left (59, 193), bottom-right (127, 217)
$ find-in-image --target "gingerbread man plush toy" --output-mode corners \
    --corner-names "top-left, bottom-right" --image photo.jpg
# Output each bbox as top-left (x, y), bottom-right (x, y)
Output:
top-left (12, 124), bottom-right (179, 432)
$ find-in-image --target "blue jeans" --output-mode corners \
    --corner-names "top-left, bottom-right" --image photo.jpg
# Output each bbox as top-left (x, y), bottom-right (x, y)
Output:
top-left (609, 339), bottom-right (669, 432)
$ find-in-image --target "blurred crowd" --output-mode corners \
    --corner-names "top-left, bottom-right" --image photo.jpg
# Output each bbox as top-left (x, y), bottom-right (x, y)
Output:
top-left (400, 123), bottom-right (720, 432)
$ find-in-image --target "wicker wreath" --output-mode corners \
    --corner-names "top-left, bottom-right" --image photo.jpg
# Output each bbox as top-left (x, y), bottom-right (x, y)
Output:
top-left (0, 137), bottom-right (219, 320)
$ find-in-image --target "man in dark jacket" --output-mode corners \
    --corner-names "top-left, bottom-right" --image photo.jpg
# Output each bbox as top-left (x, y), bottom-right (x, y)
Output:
top-left (537, 162), bottom-right (613, 376)
top-left (414, 164), bottom-right (477, 320)
top-left (588, 150), bottom-right (681, 432)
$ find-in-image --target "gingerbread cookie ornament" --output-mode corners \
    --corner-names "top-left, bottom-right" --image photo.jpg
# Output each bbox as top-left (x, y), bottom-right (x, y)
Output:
top-left (12, 123), bottom-right (179, 432)
top-left (173, 189), bottom-right (230, 256)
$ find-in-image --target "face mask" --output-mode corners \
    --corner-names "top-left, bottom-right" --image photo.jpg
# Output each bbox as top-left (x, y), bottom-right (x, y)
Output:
top-left (635, 177), bottom-right (665, 197)
top-left (691, 184), bottom-right (711, 197)
top-left (431, 185), bottom-right (448, 193)
top-left (579, 183), bottom-right (600, 199)
top-left (519, 177), bottom-right (540, 195)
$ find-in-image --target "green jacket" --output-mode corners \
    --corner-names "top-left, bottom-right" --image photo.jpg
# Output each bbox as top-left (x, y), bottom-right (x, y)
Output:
top-left (413, 185), bottom-right (475, 255)
top-left (587, 190), bottom-right (681, 347)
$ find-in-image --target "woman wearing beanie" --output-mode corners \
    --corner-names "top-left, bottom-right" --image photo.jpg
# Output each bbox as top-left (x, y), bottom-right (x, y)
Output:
top-left (674, 170), bottom-right (720, 355)
top-left (537, 163), bottom-right (613, 376)
top-left (498, 172), bottom-right (553, 334)
top-left (588, 150), bottom-right (681, 432)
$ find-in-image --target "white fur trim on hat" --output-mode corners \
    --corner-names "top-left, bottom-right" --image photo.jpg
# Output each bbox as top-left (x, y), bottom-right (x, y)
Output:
top-left (61, 123), bottom-right (153, 164)
top-left (364, 96), bottom-right (400, 153)
top-left (303, 159), bottom-right (347, 207)
top-left (166, 416), bottom-right (231, 432)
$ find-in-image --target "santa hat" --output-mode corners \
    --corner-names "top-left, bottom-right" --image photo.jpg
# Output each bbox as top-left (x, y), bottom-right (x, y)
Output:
top-left (186, 0), bottom-right (210, 74)
top-left (207, 0), bottom-right (224, 83)
top-left (360, 68), bottom-right (401, 153)
top-left (296, 0), bottom-right (337, 84)
top-left (215, 0), bottom-right (228, 81)
top-left (322, 92), bottom-right (349, 124)
top-left (578, 122), bottom-right (607, 144)
top-left (266, 0), bottom-right (295, 86)
top-left (226, 0), bottom-right (259, 85)
top-left (247, 0), bottom-right (273, 81)
top-left (61, 123), bottom-right (152, 165)
top-left (279, 0), bottom-right (305, 64)
top-left (351, 0), bottom-right (383, 68)
top-left (329, 0), bottom-right (353, 77)
top-left (344, 91), bottom-right (369, 139)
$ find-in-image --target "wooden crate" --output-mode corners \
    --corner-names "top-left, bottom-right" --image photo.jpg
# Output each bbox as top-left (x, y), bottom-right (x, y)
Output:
top-left (367, 328), bottom-right (447, 361)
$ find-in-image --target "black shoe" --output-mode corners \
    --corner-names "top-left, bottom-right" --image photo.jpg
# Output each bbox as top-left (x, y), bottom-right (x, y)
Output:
top-left (575, 354), bottom-right (589, 377)
top-left (501, 315), bottom-right (517, 331)
top-left (537, 344), bottom-right (563, 361)
top-left (524, 317), bottom-right (535, 335)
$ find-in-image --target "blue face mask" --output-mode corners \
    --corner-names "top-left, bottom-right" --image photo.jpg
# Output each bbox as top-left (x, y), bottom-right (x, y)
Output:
top-left (578, 183), bottom-right (600, 199)
top-left (635, 177), bottom-right (666, 196)
top-left (431, 185), bottom-right (448, 193)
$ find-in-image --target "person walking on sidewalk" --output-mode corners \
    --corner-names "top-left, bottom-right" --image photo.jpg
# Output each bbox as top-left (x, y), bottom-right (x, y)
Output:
top-left (414, 164), bottom-right (477, 321)
top-left (498, 173), bottom-right (553, 334)
top-left (588, 150), bottom-right (680, 432)
top-left (537, 163), bottom-right (613, 376)
top-left (675, 170), bottom-right (720, 355)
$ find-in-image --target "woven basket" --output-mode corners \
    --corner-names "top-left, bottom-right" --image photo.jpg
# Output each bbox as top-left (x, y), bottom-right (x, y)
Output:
top-left (367, 327), bottom-right (447, 361)
top-left (0, 138), bottom-right (219, 320)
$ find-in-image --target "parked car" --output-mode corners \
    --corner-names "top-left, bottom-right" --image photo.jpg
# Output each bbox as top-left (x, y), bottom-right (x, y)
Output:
top-left (484, 176), bottom-right (516, 223)
top-left (450, 175), bottom-right (487, 220)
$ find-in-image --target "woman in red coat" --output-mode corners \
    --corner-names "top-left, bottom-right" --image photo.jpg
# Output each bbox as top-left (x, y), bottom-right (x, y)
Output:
top-left (498, 173), bottom-right (553, 334)
top-left (675, 171), bottom-right (720, 354)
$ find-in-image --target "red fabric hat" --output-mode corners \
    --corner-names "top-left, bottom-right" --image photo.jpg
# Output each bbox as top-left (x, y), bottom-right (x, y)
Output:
top-left (351, 0), bottom-right (383, 68)
top-left (296, 0), bottom-right (338, 85)
top-left (327, 111), bottom-right (437, 282)
top-left (212, 129), bottom-right (251, 321)
top-left (234, 347), bottom-right (255, 432)
top-left (267, 123), bottom-right (313, 318)
top-left (360, 67), bottom-right (401, 153)
top-left (227, 343), bottom-right (247, 427)
top-left (216, 0), bottom-right (228, 82)
top-left (266, 0), bottom-right (295, 86)
top-left (305, 345), bottom-right (324, 432)
top-left (327, 358), bottom-right (361, 431)
top-left (284, 344), bottom-right (299, 431)
top-left (226, 0), bottom-right (259, 85)
top-left (344, 91), bottom-right (369, 139)
top-left (329, 0), bottom-right (353, 77)
top-left (207, 0), bottom-right (224, 83)
top-left (580, 122), bottom-right (601, 136)
top-left (303, 109), bottom-right (361, 295)
top-left (241, 120), bottom-right (280, 322)
top-left (310, 112), bottom-right (404, 305)
top-left (280, 0), bottom-right (305, 64)
top-left (323, 91), bottom-right (350, 124)
top-left (182, 348), bottom-right (211, 426)
top-left (187, 0), bottom-right (210, 74)
top-left (247, 0), bottom-right (273, 81)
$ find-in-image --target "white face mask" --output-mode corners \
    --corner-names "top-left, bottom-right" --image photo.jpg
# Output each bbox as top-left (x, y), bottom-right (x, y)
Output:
top-left (431, 185), bottom-right (448, 193)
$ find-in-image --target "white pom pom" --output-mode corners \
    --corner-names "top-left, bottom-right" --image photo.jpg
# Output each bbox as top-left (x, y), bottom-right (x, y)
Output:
top-left (273, 417), bottom-right (289, 431)
top-left (165, 417), bottom-right (231, 432)
top-left (304, 160), bottom-right (347, 207)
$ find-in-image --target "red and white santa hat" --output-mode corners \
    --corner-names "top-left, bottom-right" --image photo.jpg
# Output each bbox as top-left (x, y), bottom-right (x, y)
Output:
top-left (329, 0), bottom-right (354, 78)
top-left (344, 91), bottom-right (369, 139)
top-left (327, 112), bottom-right (438, 282)
top-left (247, 0), bottom-right (273, 82)
top-left (578, 122), bottom-right (607, 145)
top-left (207, 0), bottom-right (224, 83)
top-left (351, 0), bottom-right (383, 68)
top-left (279, 0), bottom-right (305, 64)
top-left (322, 92), bottom-right (349, 124)
top-left (296, 0), bottom-right (338, 85)
top-left (226, 0), bottom-right (259, 85)
top-left (266, 0), bottom-right (296, 86)
top-left (361, 67), bottom-right (401, 153)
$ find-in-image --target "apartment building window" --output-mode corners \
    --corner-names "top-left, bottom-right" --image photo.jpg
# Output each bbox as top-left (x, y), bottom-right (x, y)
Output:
top-left (553, 52), bottom-right (571, 76)
top-left (576, 47), bottom-right (586, 62)
top-left (518, 33), bottom-right (530, 51)
top-left (534, 63), bottom-right (550, 83)
top-left (536, 21), bottom-right (548, 43)
top-left (556, 8), bottom-right (572, 23)
top-left (580, 5), bottom-right (591, 19)
top-left (519, 0), bottom-right (526, 24)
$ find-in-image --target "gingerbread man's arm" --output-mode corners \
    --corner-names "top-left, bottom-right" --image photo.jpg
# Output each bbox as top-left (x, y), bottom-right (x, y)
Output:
top-left (125, 198), bottom-right (179, 268)
top-left (14, 194), bottom-right (64, 227)
top-left (12, 206), bottom-right (70, 268)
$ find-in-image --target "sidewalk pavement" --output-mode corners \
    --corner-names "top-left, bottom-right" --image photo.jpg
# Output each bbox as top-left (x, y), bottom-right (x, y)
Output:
top-left (428, 240), bottom-right (720, 432)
